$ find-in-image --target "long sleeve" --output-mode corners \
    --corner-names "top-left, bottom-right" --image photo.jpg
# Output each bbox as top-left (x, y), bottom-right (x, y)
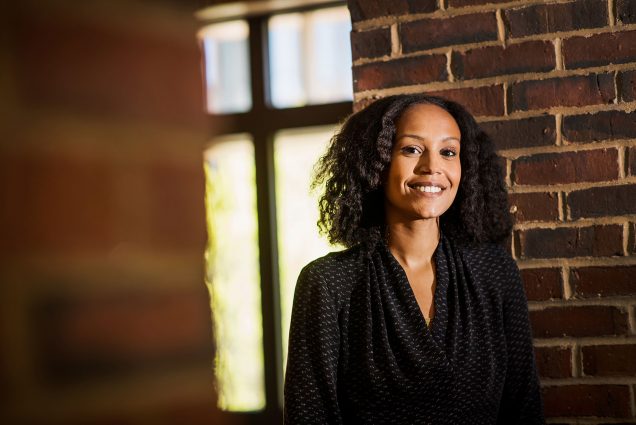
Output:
top-left (496, 255), bottom-right (545, 424)
top-left (284, 263), bottom-right (343, 425)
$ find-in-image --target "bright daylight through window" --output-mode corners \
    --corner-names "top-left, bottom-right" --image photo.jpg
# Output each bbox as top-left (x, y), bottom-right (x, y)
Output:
top-left (199, 3), bottom-right (352, 415)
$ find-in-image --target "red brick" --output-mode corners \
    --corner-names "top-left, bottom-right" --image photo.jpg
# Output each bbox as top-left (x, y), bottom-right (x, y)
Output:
top-left (509, 73), bottom-right (615, 112)
top-left (348, 0), bottom-right (437, 21)
top-left (520, 267), bottom-right (563, 301)
top-left (571, 266), bottom-right (636, 298)
top-left (516, 224), bottom-right (624, 259)
top-left (0, 153), bottom-right (115, 255)
top-left (427, 84), bottom-right (504, 117)
top-left (630, 222), bottom-right (636, 255)
top-left (629, 147), bottom-right (636, 176)
top-left (568, 184), bottom-right (636, 219)
top-left (504, 0), bottom-right (608, 38)
top-left (542, 385), bottom-right (631, 417)
top-left (509, 192), bottom-right (559, 223)
top-left (353, 55), bottom-right (447, 91)
top-left (563, 110), bottom-right (636, 143)
top-left (15, 13), bottom-right (205, 127)
top-left (617, 0), bottom-right (636, 24)
top-left (148, 162), bottom-right (206, 250)
top-left (618, 70), bottom-right (636, 102)
top-left (530, 306), bottom-right (629, 338)
top-left (534, 346), bottom-right (571, 378)
top-left (401, 12), bottom-right (498, 52)
top-left (351, 28), bottom-right (391, 60)
top-left (512, 149), bottom-right (619, 185)
top-left (448, 0), bottom-right (508, 6)
top-left (452, 41), bottom-right (555, 80)
top-left (583, 345), bottom-right (636, 376)
top-left (480, 116), bottom-right (556, 150)
top-left (563, 30), bottom-right (636, 69)
top-left (34, 287), bottom-right (213, 383)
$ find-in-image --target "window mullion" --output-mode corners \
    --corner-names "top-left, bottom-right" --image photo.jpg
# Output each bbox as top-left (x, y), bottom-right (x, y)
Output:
top-left (248, 16), bottom-right (284, 421)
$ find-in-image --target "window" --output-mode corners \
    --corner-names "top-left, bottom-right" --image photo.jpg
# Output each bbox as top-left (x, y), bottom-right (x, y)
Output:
top-left (200, 21), bottom-right (251, 114)
top-left (198, 2), bottom-right (352, 422)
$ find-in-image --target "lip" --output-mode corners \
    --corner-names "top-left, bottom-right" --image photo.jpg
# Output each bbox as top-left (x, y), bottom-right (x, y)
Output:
top-left (407, 181), bottom-right (448, 189)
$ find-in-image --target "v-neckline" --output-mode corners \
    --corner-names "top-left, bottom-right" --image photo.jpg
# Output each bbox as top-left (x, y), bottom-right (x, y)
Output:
top-left (381, 236), bottom-right (445, 336)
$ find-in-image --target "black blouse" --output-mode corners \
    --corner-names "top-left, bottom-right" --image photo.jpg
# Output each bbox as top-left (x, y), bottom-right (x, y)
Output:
top-left (284, 233), bottom-right (544, 424)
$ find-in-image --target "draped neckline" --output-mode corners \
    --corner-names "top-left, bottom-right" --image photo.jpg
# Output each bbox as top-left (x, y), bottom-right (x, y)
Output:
top-left (375, 233), bottom-right (450, 348)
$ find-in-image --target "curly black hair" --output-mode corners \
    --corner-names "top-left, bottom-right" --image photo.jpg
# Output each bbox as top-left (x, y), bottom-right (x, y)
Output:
top-left (312, 94), bottom-right (512, 249)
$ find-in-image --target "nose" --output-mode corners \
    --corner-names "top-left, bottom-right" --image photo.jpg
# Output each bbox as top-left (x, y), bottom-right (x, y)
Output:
top-left (414, 151), bottom-right (442, 175)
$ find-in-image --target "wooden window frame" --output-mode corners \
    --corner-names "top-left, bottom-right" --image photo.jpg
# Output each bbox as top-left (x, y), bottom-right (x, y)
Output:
top-left (200, 2), bottom-right (352, 423)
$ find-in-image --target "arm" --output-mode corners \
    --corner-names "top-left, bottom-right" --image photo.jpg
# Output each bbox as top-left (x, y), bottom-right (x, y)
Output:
top-left (496, 254), bottom-right (545, 425)
top-left (284, 263), bottom-right (342, 425)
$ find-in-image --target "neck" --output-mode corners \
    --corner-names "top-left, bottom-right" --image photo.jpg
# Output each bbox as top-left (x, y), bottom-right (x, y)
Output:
top-left (385, 218), bottom-right (440, 268)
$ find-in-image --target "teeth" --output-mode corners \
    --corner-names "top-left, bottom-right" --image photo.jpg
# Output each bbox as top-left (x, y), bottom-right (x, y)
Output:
top-left (414, 185), bottom-right (442, 193)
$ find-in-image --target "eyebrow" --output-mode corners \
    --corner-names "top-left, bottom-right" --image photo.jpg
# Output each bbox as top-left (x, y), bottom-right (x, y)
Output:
top-left (396, 134), bottom-right (460, 143)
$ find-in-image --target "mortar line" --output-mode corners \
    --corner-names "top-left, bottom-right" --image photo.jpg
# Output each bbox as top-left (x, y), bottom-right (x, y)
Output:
top-left (503, 82), bottom-right (509, 116)
top-left (562, 263), bottom-right (572, 300)
top-left (446, 49), bottom-right (454, 83)
top-left (496, 8), bottom-right (506, 47)
top-left (608, 0), bottom-right (616, 27)
top-left (554, 37), bottom-right (564, 71)
top-left (518, 256), bottom-right (636, 269)
top-left (390, 23), bottom-right (401, 57)
top-left (534, 336), bottom-right (636, 347)
top-left (619, 145), bottom-right (627, 178)
top-left (571, 342), bottom-right (581, 377)
top-left (528, 297), bottom-right (636, 309)
top-left (540, 376), bottom-right (636, 385)
top-left (506, 158), bottom-right (512, 188)
top-left (555, 113), bottom-right (563, 146)
top-left (514, 215), bottom-right (636, 230)
top-left (614, 70), bottom-right (620, 104)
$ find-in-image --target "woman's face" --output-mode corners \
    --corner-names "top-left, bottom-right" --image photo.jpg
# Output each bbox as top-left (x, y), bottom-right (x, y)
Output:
top-left (384, 103), bottom-right (462, 223)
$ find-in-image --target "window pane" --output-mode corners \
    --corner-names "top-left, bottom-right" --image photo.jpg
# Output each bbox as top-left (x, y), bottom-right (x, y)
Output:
top-left (204, 136), bottom-right (264, 411)
top-left (268, 6), bottom-right (353, 109)
top-left (274, 126), bottom-right (343, 366)
top-left (199, 21), bottom-right (252, 114)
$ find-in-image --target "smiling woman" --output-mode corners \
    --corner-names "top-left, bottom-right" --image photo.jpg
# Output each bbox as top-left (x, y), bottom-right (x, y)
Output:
top-left (284, 94), bottom-right (545, 424)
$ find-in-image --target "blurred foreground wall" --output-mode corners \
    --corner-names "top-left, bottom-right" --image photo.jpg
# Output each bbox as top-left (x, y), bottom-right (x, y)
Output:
top-left (0, 1), bottom-right (220, 423)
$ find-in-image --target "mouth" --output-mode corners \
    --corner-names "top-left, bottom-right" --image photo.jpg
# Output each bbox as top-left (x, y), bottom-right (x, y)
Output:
top-left (407, 182), bottom-right (447, 194)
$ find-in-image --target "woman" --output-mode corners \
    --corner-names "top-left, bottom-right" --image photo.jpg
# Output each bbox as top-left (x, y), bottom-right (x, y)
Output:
top-left (284, 94), bottom-right (544, 424)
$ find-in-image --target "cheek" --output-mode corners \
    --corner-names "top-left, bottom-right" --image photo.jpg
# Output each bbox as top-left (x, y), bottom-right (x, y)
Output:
top-left (451, 163), bottom-right (462, 185)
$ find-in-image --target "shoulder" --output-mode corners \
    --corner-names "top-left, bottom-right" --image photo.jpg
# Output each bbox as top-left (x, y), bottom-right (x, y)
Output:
top-left (459, 242), bottom-right (517, 270)
top-left (296, 244), bottom-right (366, 302)
top-left (456, 241), bottom-right (522, 292)
top-left (300, 244), bottom-right (365, 278)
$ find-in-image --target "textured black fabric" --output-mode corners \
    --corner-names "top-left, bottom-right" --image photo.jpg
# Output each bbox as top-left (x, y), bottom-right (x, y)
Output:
top-left (284, 233), bottom-right (544, 424)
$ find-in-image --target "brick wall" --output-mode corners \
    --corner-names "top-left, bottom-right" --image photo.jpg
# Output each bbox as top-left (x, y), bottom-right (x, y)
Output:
top-left (349, 0), bottom-right (636, 422)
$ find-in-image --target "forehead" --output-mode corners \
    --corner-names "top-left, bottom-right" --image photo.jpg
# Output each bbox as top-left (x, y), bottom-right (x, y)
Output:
top-left (395, 103), bottom-right (461, 138)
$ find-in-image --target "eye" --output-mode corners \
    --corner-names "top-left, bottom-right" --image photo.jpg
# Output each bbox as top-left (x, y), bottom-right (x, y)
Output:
top-left (440, 148), bottom-right (458, 158)
top-left (400, 146), bottom-right (422, 156)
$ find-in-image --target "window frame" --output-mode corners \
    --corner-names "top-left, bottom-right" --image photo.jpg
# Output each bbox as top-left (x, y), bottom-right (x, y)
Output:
top-left (200, 3), bottom-right (352, 423)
